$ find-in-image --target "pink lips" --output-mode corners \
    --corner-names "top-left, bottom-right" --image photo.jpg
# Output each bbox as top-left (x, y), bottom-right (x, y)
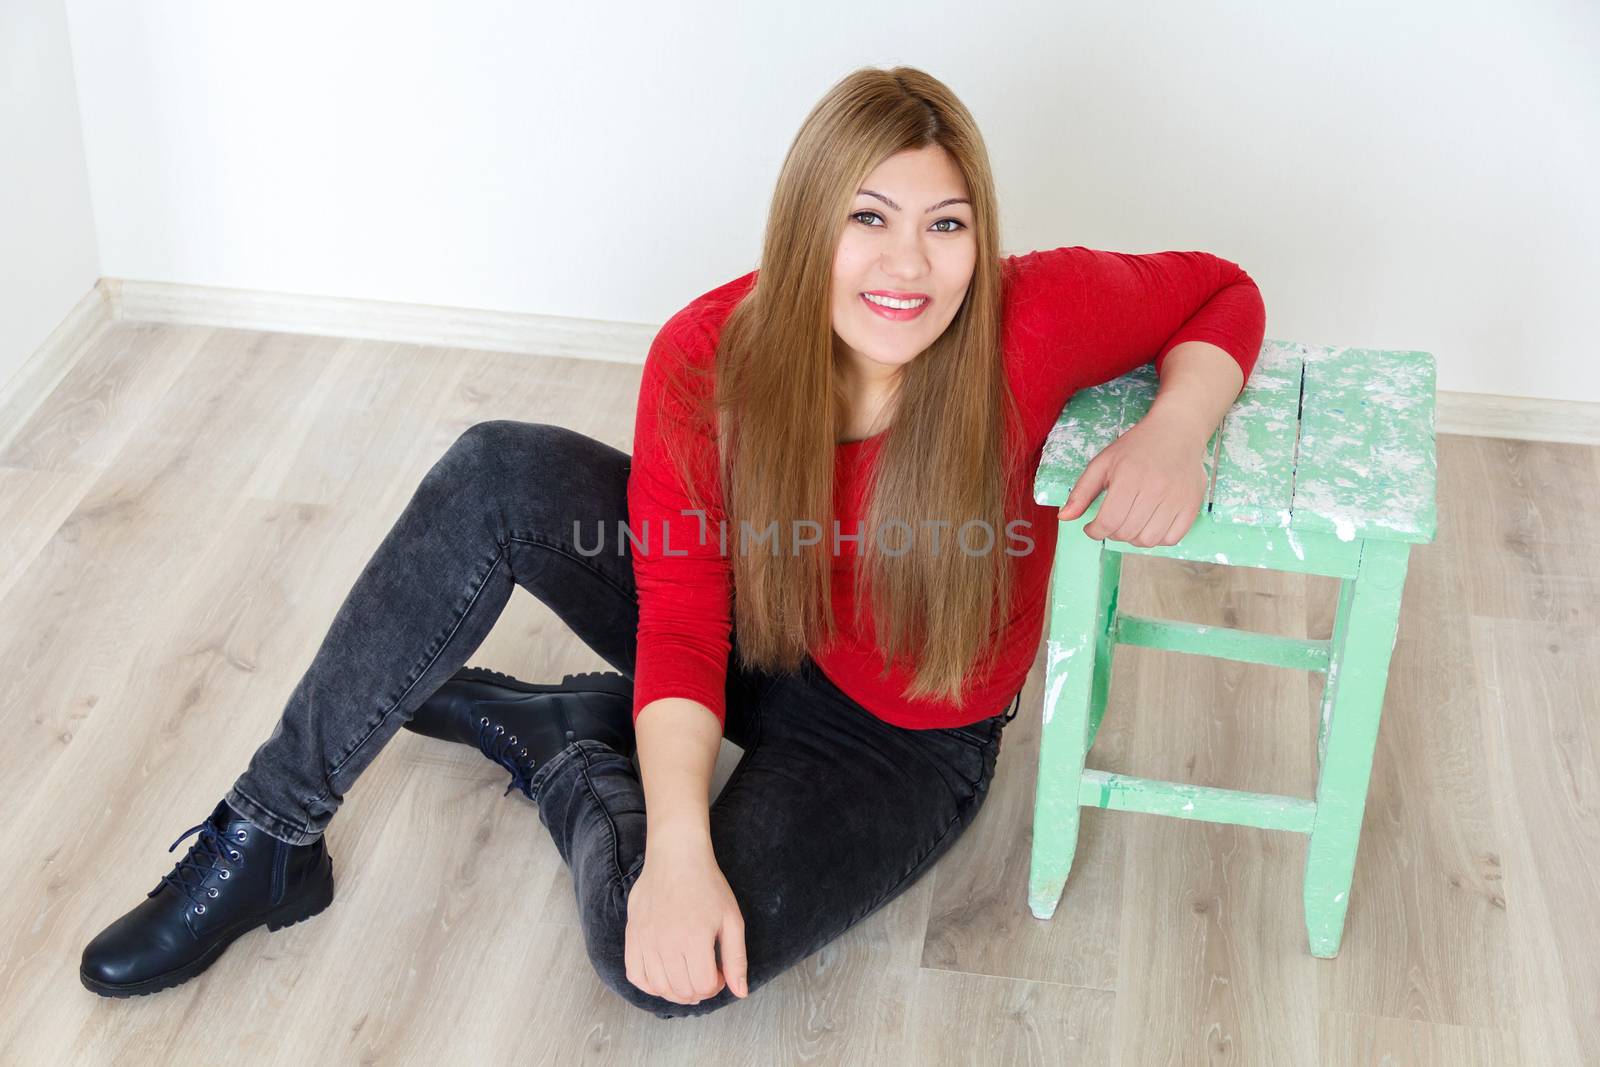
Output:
top-left (860, 291), bottom-right (930, 322)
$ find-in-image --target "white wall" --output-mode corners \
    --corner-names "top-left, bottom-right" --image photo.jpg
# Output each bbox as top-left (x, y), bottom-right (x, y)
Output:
top-left (58, 1), bottom-right (1600, 402)
top-left (1, 0), bottom-right (99, 388)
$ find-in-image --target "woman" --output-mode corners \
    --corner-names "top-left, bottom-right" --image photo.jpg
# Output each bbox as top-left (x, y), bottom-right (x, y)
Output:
top-left (79, 65), bottom-right (1264, 1016)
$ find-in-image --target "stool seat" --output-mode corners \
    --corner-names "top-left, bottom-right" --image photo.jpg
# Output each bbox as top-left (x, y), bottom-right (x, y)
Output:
top-left (1027, 339), bottom-right (1437, 958)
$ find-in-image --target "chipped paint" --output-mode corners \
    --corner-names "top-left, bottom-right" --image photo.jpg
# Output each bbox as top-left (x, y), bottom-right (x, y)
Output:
top-left (1035, 343), bottom-right (1435, 543)
top-left (1042, 638), bottom-right (1078, 725)
top-left (1077, 770), bottom-right (1318, 832)
top-left (1318, 655), bottom-right (1340, 766)
top-left (1209, 342), bottom-right (1302, 527)
top-left (1291, 348), bottom-right (1436, 543)
top-left (1285, 526), bottom-right (1306, 560)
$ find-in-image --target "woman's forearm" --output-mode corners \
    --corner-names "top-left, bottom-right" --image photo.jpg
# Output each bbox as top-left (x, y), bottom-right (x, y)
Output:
top-left (1145, 340), bottom-right (1247, 446)
top-left (635, 697), bottom-right (722, 857)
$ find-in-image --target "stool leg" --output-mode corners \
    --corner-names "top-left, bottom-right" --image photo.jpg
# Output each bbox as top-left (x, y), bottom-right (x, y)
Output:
top-left (1303, 539), bottom-right (1411, 957)
top-left (1029, 523), bottom-right (1117, 919)
top-left (1086, 549), bottom-right (1122, 750)
top-left (1315, 576), bottom-right (1358, 774)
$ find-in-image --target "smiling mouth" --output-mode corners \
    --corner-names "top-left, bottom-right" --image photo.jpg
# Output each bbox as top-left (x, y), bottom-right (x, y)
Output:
top-left (860, 292), bottom-right (930, 321)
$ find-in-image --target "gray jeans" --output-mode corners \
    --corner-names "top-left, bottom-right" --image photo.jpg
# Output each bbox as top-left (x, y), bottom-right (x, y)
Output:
top-left (224, 419), bottom-right (1014, 1017)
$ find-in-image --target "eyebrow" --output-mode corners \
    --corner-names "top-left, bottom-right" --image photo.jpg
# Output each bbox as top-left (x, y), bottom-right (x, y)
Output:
top-left (857, 188), bottom-right (971, 213)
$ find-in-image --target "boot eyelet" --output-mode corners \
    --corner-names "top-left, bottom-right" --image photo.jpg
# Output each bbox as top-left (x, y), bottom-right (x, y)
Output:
top-left (508, 735), bottom-right (517, 745)
top-left (235, 829), bottom-right (248, 842)
top-left (208, 887), bottom-right (219, 898)
top-left (479, 716), bottom-right (489, 726)
top-left (229, 849), bottom-right (242, 862)
top-left (195, 904), bottom-right (206, 915)
top-left (219, 869), bottom-right (230, 879)
top-left (494, 724), bottom-right (505, 735)
top-left (519, 747), bottom-right (528, 757)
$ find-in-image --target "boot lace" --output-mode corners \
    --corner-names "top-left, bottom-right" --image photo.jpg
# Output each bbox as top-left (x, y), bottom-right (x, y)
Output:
top-left (151, 819), bottom-right (245, 913)
top-left (476, 716), bottom-right (540, 799)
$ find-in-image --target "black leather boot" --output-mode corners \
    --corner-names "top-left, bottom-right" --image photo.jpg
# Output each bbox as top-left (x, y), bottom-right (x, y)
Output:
top-left (405, 667), bottom-right (635, 798)
top-left (80, 798), bottom-right (334, 997)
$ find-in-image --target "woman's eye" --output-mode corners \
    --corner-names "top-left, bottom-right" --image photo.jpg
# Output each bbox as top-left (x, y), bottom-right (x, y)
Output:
top-left (851, 211), bottom-right (966, 233)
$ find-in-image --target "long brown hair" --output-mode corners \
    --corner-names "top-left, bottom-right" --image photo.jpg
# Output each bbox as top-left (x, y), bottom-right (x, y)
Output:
top-left (657, 65), bottom-right (1028, 706)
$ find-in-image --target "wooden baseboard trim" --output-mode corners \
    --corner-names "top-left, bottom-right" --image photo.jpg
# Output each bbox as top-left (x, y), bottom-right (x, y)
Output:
top-left (1434, 390), bottom-right (1600, 445)
top-left (103, 276), bottom-right (656, 365)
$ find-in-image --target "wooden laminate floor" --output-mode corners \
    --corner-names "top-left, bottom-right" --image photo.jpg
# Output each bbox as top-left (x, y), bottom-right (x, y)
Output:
top-left (0, 321), bottom-right (1595, 1065)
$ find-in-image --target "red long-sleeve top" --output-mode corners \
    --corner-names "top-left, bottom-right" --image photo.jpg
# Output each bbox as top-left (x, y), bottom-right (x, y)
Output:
top-left (627, 246), bottom-right (1267, 732)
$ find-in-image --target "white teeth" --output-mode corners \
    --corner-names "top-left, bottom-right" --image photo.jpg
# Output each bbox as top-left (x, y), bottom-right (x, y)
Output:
top-left (863, 293), bottom-right (927, 310)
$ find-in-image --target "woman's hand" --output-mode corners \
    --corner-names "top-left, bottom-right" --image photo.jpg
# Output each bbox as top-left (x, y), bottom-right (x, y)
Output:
top-left (624, 827), bottom-right (749, 1005)
top-left (1056, 412), bottom-right (1210, 547)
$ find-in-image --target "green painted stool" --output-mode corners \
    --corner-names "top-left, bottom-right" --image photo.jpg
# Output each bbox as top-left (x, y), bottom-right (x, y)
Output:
top-left (1027, 340), bottom-right (1437, 958)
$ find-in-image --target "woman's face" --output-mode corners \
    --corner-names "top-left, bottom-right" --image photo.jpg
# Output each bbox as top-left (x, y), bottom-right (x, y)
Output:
top-left (831, 144), bottom-right (977, 386)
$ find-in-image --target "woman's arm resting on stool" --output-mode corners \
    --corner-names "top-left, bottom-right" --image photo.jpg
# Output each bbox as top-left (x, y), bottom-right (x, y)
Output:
top-left (1058, 341), bottom-right (1247, 547)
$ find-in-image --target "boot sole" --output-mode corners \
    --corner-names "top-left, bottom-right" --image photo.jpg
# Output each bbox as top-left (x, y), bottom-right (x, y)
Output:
top-left (79, 867), bottom-right (336, 998)
top-left (454, 666), bottom-right (632, 700)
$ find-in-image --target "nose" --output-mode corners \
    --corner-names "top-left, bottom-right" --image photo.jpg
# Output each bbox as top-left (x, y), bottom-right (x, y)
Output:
top-left (879, 238), bottom-right (932, 282)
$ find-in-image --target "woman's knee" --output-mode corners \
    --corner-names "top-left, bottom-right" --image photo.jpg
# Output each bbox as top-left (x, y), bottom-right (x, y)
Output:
top-left (443, 419), bottom-right (557, 477)
top-left (430, 420), bottom-right (567, 514)
top-left (444, 420), bottom-right (625, 509)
